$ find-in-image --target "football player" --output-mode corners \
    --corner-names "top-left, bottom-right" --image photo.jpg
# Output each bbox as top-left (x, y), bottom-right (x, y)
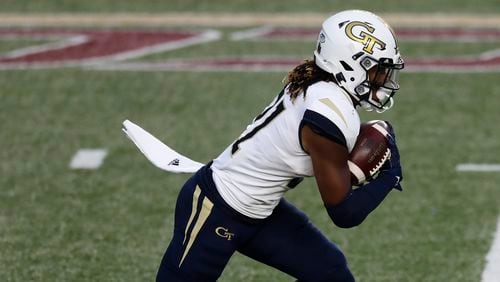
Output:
top-left (156, 10), bottom-right (404, 282)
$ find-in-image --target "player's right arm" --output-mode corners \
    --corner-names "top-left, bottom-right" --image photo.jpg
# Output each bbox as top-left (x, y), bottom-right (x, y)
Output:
top-left (301, 124), bottom-right (352, 206)
top-left (301, 116), bottom-right (403, 229)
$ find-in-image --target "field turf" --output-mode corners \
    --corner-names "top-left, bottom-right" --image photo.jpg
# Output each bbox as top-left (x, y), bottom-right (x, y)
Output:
top-left (1, 2), bottom-right (499, 282)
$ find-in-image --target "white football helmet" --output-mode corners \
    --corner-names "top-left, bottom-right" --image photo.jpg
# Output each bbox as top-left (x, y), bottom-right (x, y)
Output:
top-left (314, 10), bottom-right (404, 112)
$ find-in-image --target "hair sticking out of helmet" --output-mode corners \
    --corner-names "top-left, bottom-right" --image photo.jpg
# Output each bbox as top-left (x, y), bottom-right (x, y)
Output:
top-left (313, 10), bottom-right (404, 112)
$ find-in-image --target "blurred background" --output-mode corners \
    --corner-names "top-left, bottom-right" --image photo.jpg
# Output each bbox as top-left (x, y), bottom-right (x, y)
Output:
top-left (0, 1), bottom-right (499, 281)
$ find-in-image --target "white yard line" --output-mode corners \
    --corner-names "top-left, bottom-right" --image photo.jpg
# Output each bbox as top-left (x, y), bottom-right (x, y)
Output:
top-left (0, 13), bottom-right (498, 27)
top-left (482, 217), bottom-right (500, 282)
top-left (481, 48), bottom-right (500, 60)
top-left (69, 149), bottom-right (108, 170)
top-left (456, 164), bottom-right (500, 172)
top-left (91, 29), bottom-right (221, 63)
top-left (457, 157), bottom-right (500, 282)
top-left (2, 35), bottom-right (88, 59)
top-left (230, 26), bottom-right (274, 41)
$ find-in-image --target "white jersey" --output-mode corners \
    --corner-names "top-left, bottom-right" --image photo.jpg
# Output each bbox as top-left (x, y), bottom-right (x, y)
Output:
top-left (211, 81), bottom-right (360, 219)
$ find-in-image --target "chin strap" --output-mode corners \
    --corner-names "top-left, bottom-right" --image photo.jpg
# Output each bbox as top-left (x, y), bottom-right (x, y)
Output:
top-left (375, 97), bottom-right (394, 113)
top-left (359, 90), bottom-right (395, 113)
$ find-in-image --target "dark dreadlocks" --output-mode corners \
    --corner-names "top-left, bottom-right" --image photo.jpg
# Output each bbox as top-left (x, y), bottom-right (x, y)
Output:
top-left (285, 59), bottom-right (336, 101)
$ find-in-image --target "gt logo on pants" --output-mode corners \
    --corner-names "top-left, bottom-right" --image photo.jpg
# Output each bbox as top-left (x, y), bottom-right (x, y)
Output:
top-left (215, 227), bottom-right (235, 241)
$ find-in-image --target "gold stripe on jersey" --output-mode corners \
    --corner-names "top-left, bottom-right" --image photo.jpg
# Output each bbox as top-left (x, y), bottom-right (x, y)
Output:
top-left (183, 186), bottom-right (201, 245)
top-left (319, 98), bottom-right (348, 127)
top-left (179, 193), bottom-right (214, 267)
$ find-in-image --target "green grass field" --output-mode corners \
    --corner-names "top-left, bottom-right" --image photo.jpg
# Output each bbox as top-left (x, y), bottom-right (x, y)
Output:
top-left (1, 1), bottom-right (500, 281)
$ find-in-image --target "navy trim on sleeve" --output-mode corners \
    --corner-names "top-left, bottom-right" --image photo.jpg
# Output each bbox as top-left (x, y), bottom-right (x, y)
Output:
top-left (299, 109), bottom-right (347, 151)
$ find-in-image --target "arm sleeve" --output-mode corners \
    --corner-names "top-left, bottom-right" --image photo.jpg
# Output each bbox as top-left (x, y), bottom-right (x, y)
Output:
top-left (325, 172), bottom-right (399, 228)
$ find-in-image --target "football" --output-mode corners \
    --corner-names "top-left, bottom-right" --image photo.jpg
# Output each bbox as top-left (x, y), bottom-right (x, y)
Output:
top-left (348, 120), bottom-right (391, 186)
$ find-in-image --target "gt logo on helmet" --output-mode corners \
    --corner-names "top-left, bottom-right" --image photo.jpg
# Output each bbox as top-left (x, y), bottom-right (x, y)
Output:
top-left (345, 21), bottom-right (386, 54)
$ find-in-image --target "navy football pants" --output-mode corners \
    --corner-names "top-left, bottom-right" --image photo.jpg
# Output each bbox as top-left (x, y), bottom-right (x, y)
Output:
top-left (156, 165), bottom-right (354, 282)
